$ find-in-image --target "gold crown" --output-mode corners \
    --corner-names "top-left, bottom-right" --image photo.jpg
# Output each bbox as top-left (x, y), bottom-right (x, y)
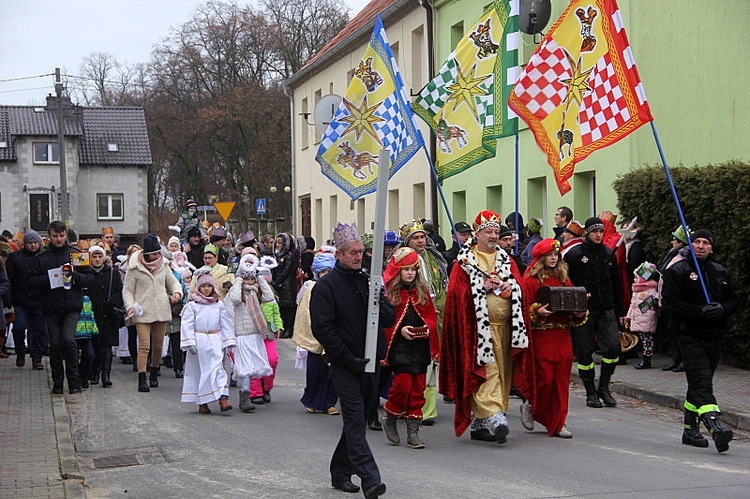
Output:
top-left (333, 222), bottom-right (361, 248)
top-left (399, 219), bottom-right (425, 241)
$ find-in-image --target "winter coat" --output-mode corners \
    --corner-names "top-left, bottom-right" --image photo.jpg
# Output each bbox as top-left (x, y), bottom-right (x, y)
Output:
top-left (271, 234), bottom-right (300, 307)
top-left (564, 238), bottom-right (625, 316)
top-left (122, 251), bottom-right (182, 324)
top-left (661, 256), bottom-right (738, 340)
top-left (5, 248), bottom-right (41, 309)
top-left (225, 277), bottom-right (273, 337)
top-left (626, 281), bottom-right (659, 333)
top-left (86, 264), bottom-right (124, 347)
top-left (28, 242), bottom-right (95, 316)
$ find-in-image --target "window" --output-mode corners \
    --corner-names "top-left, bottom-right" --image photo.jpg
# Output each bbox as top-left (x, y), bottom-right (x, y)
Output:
top-left (33, 142), bottom-right (60, 164)
top-left (97, 193), bottom-right (124, 220)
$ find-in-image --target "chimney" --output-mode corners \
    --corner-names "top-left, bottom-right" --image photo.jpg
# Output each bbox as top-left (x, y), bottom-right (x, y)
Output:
top-left (46, 94), bottom-right (74, 114)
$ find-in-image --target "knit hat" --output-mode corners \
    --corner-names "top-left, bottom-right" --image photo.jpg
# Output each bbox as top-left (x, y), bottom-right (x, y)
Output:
top-left (187, 226), bottom-right (201, 239)
top-left (531, 238), bottom-right (561, 260)
top-left (527, 217), bottom-right (543, 234)
top-left (204, 243), bottom-right (219, 257)
top-left (257, 267), bottom-right (273, 283)
top-left (185, 198), bottom-right (197, 210)
top-left (691, 229), bottom-right (714, 247)
top-left (671, 225), bottom-right (689, 245)
top-left (241, 246), bottom-right (258, 257)
top-left (237, 254), bottom-right (259, 279)
top-left (196, 270), bottom-right (215, 288)
top-left (498, 225), bottom-right (513, 239)
top-left (168, 236), bottom-right (181, 248)
top-left (565, 220), bottom-right (585, 237)
top-left (178, 267), bottom-right (193, 281)
top-left (584, 217), bottom-right (605, 235)
top-left (311, 251), bottom-right (336, 277)
top-left (23, 229), bottom-right (43, 245)
top-left (88, 245), bottom-right (106, 257)
top-left (473, 210), bottom-right (502, 232)
top-left (142, 233), bottom-right (161, 254)
top-left (383, 246), bottom-right (420, 285)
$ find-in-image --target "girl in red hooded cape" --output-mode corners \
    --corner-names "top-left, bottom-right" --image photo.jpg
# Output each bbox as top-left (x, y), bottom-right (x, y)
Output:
top-left (520, 238), bottom-right (587, 437)
top-left (380, 247), bottom-right (439, 449)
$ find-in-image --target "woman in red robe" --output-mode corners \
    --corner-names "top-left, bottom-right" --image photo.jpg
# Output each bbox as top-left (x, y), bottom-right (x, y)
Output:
top-left (521, 238), bottom-right (587, 438)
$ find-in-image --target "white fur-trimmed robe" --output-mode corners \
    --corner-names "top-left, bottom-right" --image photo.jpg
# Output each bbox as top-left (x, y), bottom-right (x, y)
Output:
top-left (456, 241), bottom-right (528, 366)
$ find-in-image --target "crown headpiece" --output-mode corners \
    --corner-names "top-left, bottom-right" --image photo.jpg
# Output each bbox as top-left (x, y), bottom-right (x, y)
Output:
top-left (333, 222), bottom-right (361, 249)
top-left (399, 219), bottom-right (425, 241)
top-left (473, 210), bottom-right (502, 232)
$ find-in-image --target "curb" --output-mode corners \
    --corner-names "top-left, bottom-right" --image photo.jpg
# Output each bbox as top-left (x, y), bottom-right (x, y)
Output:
top-left (570, 373), bottom-right (749, 432)
top-left (46, 367), bottom-right (87, 497)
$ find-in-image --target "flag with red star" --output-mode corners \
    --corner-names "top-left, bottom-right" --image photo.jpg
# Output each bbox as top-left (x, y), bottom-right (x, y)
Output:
top-left (316, 15), bottom-right (424, 200)
top-left (509, 0), bottom-right (653, 195)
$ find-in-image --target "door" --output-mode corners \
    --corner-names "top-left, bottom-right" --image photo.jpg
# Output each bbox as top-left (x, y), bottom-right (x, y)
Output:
top-left (29, 193), bottom-right (51, 232)
top-left (300, 195), bottom-right (311, 237)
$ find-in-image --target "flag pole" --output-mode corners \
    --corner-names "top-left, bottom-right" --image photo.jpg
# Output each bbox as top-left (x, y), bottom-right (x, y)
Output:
top-left (364, 149), bottom-right (390, 373)
top-left (422, 147), bottom-right (460, 243)
top-left (650, 121), bottom-right (710, 303)
top-left (514, 133), bottom-right (520, 253)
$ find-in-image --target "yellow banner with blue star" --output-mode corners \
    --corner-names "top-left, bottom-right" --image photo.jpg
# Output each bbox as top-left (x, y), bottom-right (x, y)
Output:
top-left (316, 15), bottom-right (425, 201)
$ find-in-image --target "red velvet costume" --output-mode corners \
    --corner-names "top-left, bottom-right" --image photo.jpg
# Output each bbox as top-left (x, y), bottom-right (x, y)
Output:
top-left (440, 256), bottom-right (531, 437)
top-left (382, 288), bottom-right (439, 420)
top-left (521, 269), bottom-right (586, 435)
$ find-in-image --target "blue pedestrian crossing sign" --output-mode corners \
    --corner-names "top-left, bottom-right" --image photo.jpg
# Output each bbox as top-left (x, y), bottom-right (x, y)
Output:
top-left (255, 198), bottom-right (267, 215)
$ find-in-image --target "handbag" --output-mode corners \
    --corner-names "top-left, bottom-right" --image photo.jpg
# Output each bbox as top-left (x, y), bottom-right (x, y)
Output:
top-left (105, 268), bottom-right (127, 327)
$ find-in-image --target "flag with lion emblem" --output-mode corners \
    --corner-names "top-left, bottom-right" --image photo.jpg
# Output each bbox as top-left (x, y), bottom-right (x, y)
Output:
top-left (316, 15), bottom-right (425, 201)
top-left (509, 0), bottom-right (653, 195)
top-left (413, 0), bottom-right (519, 180)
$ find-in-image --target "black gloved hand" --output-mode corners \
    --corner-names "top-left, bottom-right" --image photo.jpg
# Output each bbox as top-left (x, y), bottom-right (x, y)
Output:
top-left (347, 357), bottom-right (370, 374)
top-left (701, 302), bottom-right (725, 321)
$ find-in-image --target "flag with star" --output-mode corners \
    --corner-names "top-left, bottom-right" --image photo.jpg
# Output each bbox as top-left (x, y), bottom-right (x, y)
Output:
top-left (509, 0), bottom-right (653, 195)
top-left (316, 15), bottom-right (425, 200)
top-left (413, 0), bottom-right (519, 180)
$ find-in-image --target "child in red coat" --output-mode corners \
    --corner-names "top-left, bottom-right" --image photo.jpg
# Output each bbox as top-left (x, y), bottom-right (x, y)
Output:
top-left (381, 247), bottom-right (439, 449)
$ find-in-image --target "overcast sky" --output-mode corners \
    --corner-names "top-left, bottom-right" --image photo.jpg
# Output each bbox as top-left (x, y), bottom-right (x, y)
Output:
top-left (0, 0), bottom-right (370, 106)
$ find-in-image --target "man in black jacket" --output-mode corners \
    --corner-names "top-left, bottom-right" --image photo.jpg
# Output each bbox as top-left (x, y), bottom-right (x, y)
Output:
top-left (6, 230), bottom-right (47, 369)
top-left (28, 221), bottom-right (94, 394)
top-left (661, 229), bottom-right (738, 453)
top-left (310, 222), bottom-right (394, 499)
top-left (565, 217), bottom-right (625, 408)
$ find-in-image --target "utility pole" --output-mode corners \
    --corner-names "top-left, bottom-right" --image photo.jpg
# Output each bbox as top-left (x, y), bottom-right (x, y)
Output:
top-left (55, 68), bottom-right (69, 226)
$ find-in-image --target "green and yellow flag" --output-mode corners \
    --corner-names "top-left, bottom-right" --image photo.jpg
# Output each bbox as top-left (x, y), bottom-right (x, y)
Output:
top-left (413, 0), bottom-right (519, 180)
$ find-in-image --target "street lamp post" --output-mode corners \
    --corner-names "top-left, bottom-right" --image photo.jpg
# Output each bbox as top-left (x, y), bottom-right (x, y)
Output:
top-left (269, 185), bottom-right (291, 235)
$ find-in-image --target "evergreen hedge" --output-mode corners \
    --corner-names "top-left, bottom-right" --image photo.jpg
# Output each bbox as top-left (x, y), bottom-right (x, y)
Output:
top-left (613, 161), bottom-right (750, 367)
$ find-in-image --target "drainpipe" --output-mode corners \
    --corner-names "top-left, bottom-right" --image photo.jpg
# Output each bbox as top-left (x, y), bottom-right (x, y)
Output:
top-left (419, 0), bottom-right (439, 228)
top-left (282, 84), bottom-right (297, 235)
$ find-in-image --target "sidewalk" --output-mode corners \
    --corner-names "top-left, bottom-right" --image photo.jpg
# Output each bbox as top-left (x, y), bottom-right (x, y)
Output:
top-left (0, 357), bottom-right (85, 498)
top-left (571, 352), bottom-right (750, 431)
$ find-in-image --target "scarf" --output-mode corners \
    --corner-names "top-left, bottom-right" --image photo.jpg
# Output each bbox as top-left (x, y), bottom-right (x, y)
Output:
top-left (457, 241), bottom-right (528, 366)
top-left (192, 290), bottom-right (218, 305)
top-left (138, 252), bottom-right (163, 275)
top-left (242, 283), bottom-right (267, 333)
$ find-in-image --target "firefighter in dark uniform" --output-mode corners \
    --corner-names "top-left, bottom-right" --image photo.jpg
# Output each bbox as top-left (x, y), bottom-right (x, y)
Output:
top-left (661, 229), bottom-right (738, 453)
top-left (564, 217), bottom-right (625, 408)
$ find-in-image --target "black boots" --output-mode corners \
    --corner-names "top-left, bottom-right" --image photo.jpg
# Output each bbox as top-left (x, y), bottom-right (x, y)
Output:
top-left (634, 355), bottom-right (651, 370)
top-left (681, 410), bottom-right (709, 448)
top-left (579, 369), bottom-right (602, 408)
top-left (701, 411), bottom-right (733, 453)
top-left (101, 349), bottom-right (113, 388)
top-left (597, 363), bottom-right (617, 407)
top-left (138, 372), bottom-right (150, 392)
top-left (149, 367), bottom-right (160, 388)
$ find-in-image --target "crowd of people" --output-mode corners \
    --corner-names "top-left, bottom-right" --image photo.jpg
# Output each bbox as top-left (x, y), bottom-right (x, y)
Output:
top-left (0, 198), bottom-right (738, 498)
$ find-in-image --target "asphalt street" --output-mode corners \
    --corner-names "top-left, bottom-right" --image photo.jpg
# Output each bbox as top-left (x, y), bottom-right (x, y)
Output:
top-left (65, 340), bottom-right (750, 498)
